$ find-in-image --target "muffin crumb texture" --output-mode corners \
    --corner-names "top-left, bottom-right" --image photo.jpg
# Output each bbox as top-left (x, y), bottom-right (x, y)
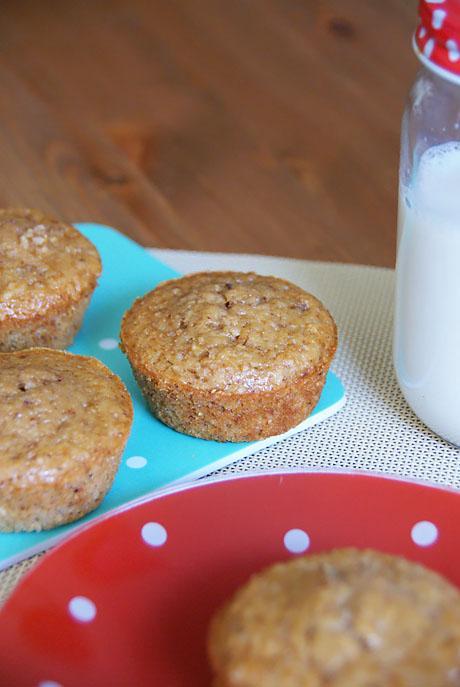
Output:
top-left (120, 271), bottom-right (337, 441)
top-left (0, 208), bottom-right (101, 351)
top-left (0, 348), bottom-right (133, 531)
top-left (208, 548), bottom-right (460, 687)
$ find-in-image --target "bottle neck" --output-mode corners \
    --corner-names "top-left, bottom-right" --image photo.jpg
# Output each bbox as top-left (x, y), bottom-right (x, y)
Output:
top-left (411, 62), bottom-right (460, 112)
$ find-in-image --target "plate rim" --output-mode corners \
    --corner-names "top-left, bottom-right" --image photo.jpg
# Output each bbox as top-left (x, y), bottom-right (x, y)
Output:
top-left (2, 467), bottom-right (460, 614)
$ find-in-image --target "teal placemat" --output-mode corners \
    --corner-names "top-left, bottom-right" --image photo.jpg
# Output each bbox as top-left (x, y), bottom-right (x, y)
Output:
top-left (0, 224), bottom-right (345, 569)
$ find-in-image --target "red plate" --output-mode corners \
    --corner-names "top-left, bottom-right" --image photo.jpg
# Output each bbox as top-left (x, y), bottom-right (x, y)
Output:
top-left (1, 471), bottom-right (460, 687)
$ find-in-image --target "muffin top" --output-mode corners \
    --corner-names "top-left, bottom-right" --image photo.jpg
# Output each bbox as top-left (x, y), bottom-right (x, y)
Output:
top-left (209, 548), bottom-right (460, 687)
top-left (0, 208), bottom-right (101, 323)
top-left (0, 349), bottom-right (133, 488)
top-left (120, 271), bottom-right (337, 394)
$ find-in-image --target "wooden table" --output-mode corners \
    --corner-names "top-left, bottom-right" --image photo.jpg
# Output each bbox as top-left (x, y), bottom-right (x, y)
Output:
top-left (0, 0), bottom-right (417, 267)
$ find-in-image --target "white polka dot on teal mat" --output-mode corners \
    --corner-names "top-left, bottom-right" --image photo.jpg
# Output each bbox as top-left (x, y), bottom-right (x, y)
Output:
top-left (126, 455), bottom-right (147, 469)
top-left (142, 522), bottom-right (168, 547)
top-left (98, 338), bottom-right (118, 350)
top-left (68, 596), bottom-right (97, 622)
top-left (411, 520), bottom-right (438, 547)
top-left (283, 528), bottom-right (310, 553)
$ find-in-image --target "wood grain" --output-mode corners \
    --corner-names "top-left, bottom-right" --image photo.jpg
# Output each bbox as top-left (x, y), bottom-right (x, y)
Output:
top-left (0, 0), bottom-right (417, 266)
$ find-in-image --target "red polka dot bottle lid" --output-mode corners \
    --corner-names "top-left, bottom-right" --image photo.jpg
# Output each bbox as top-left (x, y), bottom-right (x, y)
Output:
top-left (414, 0), bottom-right (460, 82)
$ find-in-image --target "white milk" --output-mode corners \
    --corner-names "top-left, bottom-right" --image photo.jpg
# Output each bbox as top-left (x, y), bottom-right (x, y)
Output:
top-left (394, 142), bottom-right (460, 446)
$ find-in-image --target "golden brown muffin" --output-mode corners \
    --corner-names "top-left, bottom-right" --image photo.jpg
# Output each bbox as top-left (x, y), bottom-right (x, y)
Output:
top-left (120, 271), bottom-right (337, 442)
top-left (208, 548), bottom-right (460, 687)
top-left (0, 348), bottom-right (133, 532)
top-left (0, 208), bottom-right (101, 351)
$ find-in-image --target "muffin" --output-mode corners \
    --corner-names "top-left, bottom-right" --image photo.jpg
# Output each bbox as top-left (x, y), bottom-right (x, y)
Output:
top-left (0, 348), bottom-right (133, 531)
top-left (0, 208), bottom-right (101, 351)
top-left (120, 271), bottom-right (337, 442)
top-left (208, 548), bottom-right (460, 687)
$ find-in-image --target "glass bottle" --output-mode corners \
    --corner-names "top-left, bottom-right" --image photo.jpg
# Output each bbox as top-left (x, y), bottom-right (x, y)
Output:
top-left (394, 0), bottom-right (460, 446)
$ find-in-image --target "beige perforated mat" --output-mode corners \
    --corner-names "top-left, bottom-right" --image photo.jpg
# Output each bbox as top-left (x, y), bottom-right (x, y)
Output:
top-left (2, 250), bottom-right (459, 605)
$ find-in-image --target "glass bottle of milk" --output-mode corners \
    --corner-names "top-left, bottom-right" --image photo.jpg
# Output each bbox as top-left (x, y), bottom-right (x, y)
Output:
top-left (395, 1), bottom-right (460, 446)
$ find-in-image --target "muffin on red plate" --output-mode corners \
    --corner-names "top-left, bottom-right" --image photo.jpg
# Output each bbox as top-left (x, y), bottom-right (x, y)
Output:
top-left (208, 548), bottom-right (460, 686)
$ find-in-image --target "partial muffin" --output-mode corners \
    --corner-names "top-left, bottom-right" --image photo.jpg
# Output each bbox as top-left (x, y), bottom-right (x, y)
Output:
top-left (0, 208), bottom-right (101, 351)
top-left (120, 271), bottom-right (337, 442)
top-left (208, 548), bottom-right (460, 687)
top-left (0, 348), bottom-right (133, 531)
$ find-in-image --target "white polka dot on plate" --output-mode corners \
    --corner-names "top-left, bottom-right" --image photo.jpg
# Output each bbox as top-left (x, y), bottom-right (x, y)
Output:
top-left (142, 522), bottom-right (168, 547)
top-left (37, 682), bottom-right (63, 687)
top-left (284, 528), bottom-right (310, 554)
top-left (411, 520), bottom-right (439, 547)
top-left (126, 455), bottom-right (147, 469)
top-left (98, 338), bottom-right (118, 350)
top-left (68, 596), bottom-right (97, 623)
